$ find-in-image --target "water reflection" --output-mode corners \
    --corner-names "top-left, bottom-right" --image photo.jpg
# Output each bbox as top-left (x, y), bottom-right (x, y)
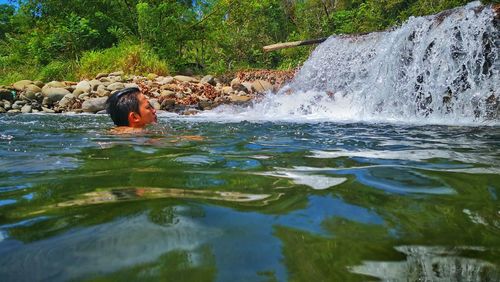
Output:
top-left (350, 245), bottom-right (500, 281)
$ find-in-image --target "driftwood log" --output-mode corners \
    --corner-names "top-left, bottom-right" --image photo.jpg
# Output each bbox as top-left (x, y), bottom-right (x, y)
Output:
top-left (263, 38), bottom-right (327, 52)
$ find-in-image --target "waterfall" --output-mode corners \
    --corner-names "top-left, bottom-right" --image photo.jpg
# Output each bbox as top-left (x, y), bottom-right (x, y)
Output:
top-left (210, 2), bottom-right (499, 125)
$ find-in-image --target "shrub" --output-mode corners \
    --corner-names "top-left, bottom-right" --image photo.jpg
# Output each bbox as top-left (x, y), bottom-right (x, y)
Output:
top-left (78, 42), bottom-right (169, 79)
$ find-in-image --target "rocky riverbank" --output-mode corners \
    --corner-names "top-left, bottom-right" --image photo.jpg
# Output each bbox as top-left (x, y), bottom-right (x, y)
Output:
top-left (0, 70), bottom-right (296, 115)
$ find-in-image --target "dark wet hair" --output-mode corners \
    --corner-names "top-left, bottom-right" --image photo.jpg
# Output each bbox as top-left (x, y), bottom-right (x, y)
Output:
top-left (106, 87), bottom-right (141, 126)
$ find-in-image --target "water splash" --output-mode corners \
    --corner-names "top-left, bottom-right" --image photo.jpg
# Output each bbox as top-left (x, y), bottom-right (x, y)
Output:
top-left (207, 2), bottom-right (499, 125)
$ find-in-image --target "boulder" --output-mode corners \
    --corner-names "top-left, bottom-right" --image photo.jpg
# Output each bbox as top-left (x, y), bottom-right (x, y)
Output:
top-left (157, 76), bottom-right (174, 84)
top-left (160, 98), bottom-right (176, 111)
top-left (24, 84), bottom-right (42, 100)
top-left (222, 86), bottom-right (233, 95)
top-left (33, 81), bottom-right (45, 88)
top-left (107, 82), bottom-right (125, 92)
top-left (58, 94), bottom-right (76, 108)
top-left (73, 81), bottom-right (91, 96)
top-left (174, 75), bottom-right (199, 83)
top-left (109, 71), bottom-right (124, 77)
top-left (229, 94), bottom-right (252, 103)
top-left (242, 82), bottom-right (253, 93)
top-left (21, 105), bottom-right (32, 113)
top-left (149, 99), bottom-right (161, 110)
top-left (230, 78), bottom-right (248, 92)
top-left (124, 83), bottom-right (139, 88)
top-left (42, 107), bottom-right (55, 113)
top-left (13, 80), bottom-right (33, 91)
top-left (0, 106), bottom-right (5, 113)
top-left (82, 97), bottom-right (108, 113)
top-left (200, 75), bottom-right (216, 86)
top-left (0, 89), bottom-right (14, 101)
top-left (43, 81), bottom-right (66, 89)
top-left (251, 80), bottom-right (274, 93)
top-left (160, 90), bottom-right (175, 98)
top-left (95, 73), bottom-right (109, 79)
top-left (42, 87), bottom-right (71, 104)
top-left (89, 79), bottom-right (102, 91)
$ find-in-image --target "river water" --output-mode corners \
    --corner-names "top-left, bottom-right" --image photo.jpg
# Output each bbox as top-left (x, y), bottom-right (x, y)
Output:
top-left (1, 2), bottom-right (499, 281)
top-left (0, 113), bottom-right (499, 281)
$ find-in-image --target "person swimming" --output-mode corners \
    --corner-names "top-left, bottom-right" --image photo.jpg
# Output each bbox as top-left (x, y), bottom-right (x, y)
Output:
top-left (105, 87), bottom-right (157, 133)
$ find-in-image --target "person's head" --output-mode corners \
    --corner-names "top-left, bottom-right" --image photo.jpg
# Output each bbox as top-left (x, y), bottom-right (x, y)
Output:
top-left (106, 87), bottom-right (157, 128)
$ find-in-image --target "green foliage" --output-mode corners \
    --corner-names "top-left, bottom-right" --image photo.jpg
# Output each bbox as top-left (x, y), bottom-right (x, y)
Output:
top-left (37, 61), bottom-right (77, 82)
top-left (78, 41), bottom-right (169, 79)
top-left (0, 0), bottom-right (493, 79)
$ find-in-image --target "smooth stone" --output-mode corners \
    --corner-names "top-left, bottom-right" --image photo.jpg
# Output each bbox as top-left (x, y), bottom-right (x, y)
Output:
top-left (0, 89), bottom-right (14, 101)
top-left (251, 80), bottom-right (273, 93)
top-left (109, 71), bottom-right (124, 76)
top-left (229, 94), bottom-right (252, 103)
top-left (42, 88), bottom-right (71, 104)
top-left (174, 75), bottom-right (199, 83)
top-left (107, 82), bottom-right (125, 91)
top-left (21, 105), bottom-right (32, 113)
top-left (124, 83), bottom-right (139, 88)
top-left (200, 75), bottom-right (216, 86)
top-left (7, 109), bottom-right (20, 113)
top-left (43, 81), bottom-right (66, 89)
top-left (82, 97), bottom-right (108, 113)
top-left (160, 90), bottom-right (175, 98)
top-left (157, 76), bottom-right (174, 84)
top-left (42, 107), bottom-right (55, 113)
top-left (13, 80), bottom-right (33, 91)
top-left (95, 73), bottom-right (109, 79)
top-left (0, 106), bottom-right (5, 113)
top-left (58, 94), bottom-right (75, 108)
top-left (149, 99), bottom-right (161, 110)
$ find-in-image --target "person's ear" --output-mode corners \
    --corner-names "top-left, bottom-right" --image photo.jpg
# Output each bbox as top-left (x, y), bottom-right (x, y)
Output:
top-left (128, 112), bottom-right (140, 125)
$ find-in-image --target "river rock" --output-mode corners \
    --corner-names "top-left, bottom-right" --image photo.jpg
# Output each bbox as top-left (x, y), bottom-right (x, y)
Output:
top-left (200, 75), bottom-right (216, 86)
top-left (0, 89), bottom-right (14, 101)
top-left (160, 90), bottom-right (176, 98)
top-left (222, 86), bottom-right (233, 95)
top-left (230, 78), bottom-right (247, 92)
top-left (251, 80), bottom-right (273, 93)
top-left (24, 84), bottom-right (42, 100)
top-left (160, 98), bottom-right (176, 110)
top-left (124, 83), bottom-right (139, 89)
top-left (58, 94), bottom-right (75, 108)
top-left (96, 85), bottom-right (110, 97)
top-left (42, 107), bottom-right (55, 113)
top-left (150, 99), bottom-right (161, 110)
top-left (107, 82), bottom-right (125, 91)
top-left (82, 97), bottom-right (108, 113)
top-left (229, 94), bottom-right (252, 103)
top-left (95, 73), bottom-right (109, 79)
top-left (44, 81), bottom-right (66, 89)
top-left (0, 106), bottom-right (5, 113)
top-left (21, 105), bottom-right (32, 113)
top-left (174, 75), bottom-right (199, 83)
top-left (109, 71), bottom-right (124, 77)
top-left (157, 76), bottom-right (174, 85)
top-left (242, 82), bottom-right (253, 93)
top-left (89, 79), bottom-right (102, 91)
top-left (3, 100), bottom-right (11, 110)
top-left (42, 88), bottom-right (71, 104)
top-left (73, 81), bottom-right (91, 96)
top-left (13, 80), bottom-right (33, 91)
top-left (8, 109), bottom-right (20, 113)
top-left (33, 81), bottom-right (44, 88)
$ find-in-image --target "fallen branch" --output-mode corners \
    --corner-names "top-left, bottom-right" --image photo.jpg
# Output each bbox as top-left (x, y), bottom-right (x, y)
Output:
top-left (263, 37), bottom-right (328, 52)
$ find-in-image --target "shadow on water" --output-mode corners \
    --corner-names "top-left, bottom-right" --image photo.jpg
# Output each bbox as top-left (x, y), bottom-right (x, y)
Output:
top-left (0, 115), bottom-right (499, 281)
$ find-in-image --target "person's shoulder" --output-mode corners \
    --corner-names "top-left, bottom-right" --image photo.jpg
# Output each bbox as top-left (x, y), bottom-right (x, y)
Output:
top-left (109, 126), bottom-right (145, 135)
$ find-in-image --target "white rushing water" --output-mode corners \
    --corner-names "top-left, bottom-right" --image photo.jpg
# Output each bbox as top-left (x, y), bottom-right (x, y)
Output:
top-left (202, 2), bottom-right (499, 125)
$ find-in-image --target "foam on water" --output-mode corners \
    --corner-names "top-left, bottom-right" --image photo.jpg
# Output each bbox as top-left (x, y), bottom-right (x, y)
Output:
top-left (201, 2), bottom-right (499, 125)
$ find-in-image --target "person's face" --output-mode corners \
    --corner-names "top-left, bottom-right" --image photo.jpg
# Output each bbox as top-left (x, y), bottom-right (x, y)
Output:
top-left (136, 93), bottom-right (157, 127)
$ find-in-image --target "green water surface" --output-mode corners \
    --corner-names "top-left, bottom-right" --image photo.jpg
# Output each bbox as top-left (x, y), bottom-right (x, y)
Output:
top-left (0, 114), bottom-right (499, 281)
